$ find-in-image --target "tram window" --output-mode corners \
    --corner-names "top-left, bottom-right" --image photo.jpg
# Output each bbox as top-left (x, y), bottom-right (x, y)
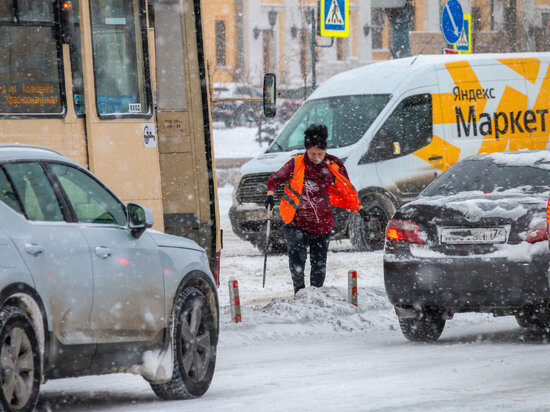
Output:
top-left (153, 2), bottom-right (187, 111)
top-left (69, 0), bottom-right (85, 115)
top-left (90, 0), bottom-right (151, 117)
top-left (18, 0), bottom-right (55, 23)
top-left (0, 0), bottom-right (14, 21)
top-left (0, 1), bottom-right (64, 116)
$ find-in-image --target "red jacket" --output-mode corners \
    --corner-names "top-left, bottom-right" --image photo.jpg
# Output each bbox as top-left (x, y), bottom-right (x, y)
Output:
top-left (267, 154), bottom-right (349, 235)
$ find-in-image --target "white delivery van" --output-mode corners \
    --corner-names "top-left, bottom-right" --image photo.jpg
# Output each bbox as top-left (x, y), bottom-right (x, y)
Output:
top-left (230, 53), bottom-right (550, 251)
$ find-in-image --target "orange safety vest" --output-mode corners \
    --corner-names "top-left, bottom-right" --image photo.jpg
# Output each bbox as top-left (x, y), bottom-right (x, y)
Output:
top-left (279, 155), bottom-right (359, 224)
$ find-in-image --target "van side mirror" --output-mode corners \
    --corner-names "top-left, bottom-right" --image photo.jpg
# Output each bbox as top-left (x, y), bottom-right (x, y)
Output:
top-left (263, 73), bottom-right (277, 117)
top-left (127, 203), bottom-right (154, 238)
top-left (359, 131), bottom-right (396, 164)
top-left (60, 1), bottom-right (75, 44)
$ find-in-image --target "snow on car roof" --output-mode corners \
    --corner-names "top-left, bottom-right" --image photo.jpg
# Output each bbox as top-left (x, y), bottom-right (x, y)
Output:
top-left (477, 150), bottom-right (550, 170)
top-left (309, 52), bottom-right (550, 100)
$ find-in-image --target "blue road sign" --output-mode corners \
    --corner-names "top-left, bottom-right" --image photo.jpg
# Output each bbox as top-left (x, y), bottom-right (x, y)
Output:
top-left (441, 0), bottom-right (464, 45)
top-left (320, 0), bottom-right (349, 38)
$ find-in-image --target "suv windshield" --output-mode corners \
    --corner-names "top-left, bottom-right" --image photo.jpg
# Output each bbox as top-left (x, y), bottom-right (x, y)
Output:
top-left (267, 94), bottom-right (390, 152)
top-left (422, 159), bottom-right (550, 197)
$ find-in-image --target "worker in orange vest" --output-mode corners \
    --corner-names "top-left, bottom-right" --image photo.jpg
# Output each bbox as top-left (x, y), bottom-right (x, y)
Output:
top-left (265, 124), bottom-right (368, 294)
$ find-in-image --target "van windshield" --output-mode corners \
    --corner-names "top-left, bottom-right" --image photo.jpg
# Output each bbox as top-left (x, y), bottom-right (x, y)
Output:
top-left (267, 94), bottom-right (391, 152)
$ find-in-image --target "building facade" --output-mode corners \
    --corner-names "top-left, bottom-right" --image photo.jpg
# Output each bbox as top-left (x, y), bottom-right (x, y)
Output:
top-left (375, 0), bottom-right (550, 57)
top-left (202, 0), bottom-right (372, 88)
top-left (202, 0), bottom-right (550, 88)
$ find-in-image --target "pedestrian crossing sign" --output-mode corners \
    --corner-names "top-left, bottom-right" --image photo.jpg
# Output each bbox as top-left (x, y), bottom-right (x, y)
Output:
top-left (320, 0), bottom-right (349, 38)
top-left (453, 14), bottom-right (472, 54)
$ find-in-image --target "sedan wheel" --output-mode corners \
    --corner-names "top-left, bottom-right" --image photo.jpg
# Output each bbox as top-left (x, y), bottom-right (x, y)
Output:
top-left (0, 307), bottom-right (40, 411)
top-left (397, 309), bottom-right (446, 342)
top-left (150, 287), bottom-right (217, 400)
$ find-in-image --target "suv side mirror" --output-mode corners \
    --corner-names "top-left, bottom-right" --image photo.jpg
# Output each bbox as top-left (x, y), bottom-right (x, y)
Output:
top-left (127, 203), bottom-right (154, 238)
top-left (263, 73), bottom-right (277, 117)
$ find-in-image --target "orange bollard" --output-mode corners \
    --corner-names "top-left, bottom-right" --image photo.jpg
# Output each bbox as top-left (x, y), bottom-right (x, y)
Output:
top-left (228, 279), bottom-right (242, 323)
top-left (348, 270), bottom-right (358, 307)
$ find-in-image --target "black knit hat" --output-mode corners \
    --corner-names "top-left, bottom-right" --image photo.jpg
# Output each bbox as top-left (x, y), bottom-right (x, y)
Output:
top-left (304, 124), bottom-right (328, 150)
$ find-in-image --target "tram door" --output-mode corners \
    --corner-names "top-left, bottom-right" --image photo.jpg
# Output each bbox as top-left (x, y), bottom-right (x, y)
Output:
top-left (150, 0), bottom-right (220, 268)
top-left (75, 0), bottom-right (164, 228)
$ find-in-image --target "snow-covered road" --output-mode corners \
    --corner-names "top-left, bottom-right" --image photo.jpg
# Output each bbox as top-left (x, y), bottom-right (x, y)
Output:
top-left (37, 184), bottom-right (550, 411)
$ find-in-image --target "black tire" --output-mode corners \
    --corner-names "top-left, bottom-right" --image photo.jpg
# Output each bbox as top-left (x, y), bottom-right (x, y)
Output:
top-left (150, 287), bottom-right (217, 400)
top-left (350, 193), bottom-right (395, 251)
top-left (515, 307), bottom-right (550, 329)
top-left (398, 310), bottom-right (446, 342)
top-left (0, 306), bottom-right (41, 412)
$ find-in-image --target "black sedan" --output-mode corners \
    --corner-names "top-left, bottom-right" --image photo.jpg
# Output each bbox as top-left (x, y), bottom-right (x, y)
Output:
top-left (384, 150), bottom-right (550, 342)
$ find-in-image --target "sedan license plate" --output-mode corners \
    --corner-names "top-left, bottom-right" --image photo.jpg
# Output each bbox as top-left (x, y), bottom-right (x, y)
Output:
top-left (440, 227), bottom-right (507, 245)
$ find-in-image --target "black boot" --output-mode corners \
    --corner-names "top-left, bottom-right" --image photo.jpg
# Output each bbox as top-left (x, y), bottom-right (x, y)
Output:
top-left (294, 283), bottom-right (305, 295)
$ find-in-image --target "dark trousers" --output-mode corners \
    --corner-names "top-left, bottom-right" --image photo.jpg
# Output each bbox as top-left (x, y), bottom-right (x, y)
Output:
top-left (283, 224), bottom-right (331, 289)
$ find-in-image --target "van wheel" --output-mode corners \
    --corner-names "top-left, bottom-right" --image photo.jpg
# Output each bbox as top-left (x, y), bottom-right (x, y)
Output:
top-left (350, 193), bottom-right (395, 251)
top-left (150, 287), bottom-right (217, 400)
top-left (515, 307), bottom-right (550, 329)
top-left (397, 309), bottom-right (445, 342)
top-left (0, 306), bottom-right (41, 411)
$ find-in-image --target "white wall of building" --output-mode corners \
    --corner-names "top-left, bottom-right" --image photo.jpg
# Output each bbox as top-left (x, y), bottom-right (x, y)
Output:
top-left (244, 0), bottom-right (373, 88)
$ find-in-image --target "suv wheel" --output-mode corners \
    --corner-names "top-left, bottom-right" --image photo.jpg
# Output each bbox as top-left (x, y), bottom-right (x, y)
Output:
top-left (150, 287), bottom-right (217, 400)
top-left (349, 193), bottom-right (395, 251)
top-left (0, 306), bottom-right (41, 411)
top-left (397, 309), bottom-right (446, 342)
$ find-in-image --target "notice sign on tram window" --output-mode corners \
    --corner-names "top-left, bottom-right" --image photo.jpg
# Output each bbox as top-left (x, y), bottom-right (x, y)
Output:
top-left (0, 83), bottom-right (61, 114)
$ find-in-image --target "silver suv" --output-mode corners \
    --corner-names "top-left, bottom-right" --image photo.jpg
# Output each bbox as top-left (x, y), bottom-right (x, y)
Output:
top-left (0, 145), bottom-right (218, 410)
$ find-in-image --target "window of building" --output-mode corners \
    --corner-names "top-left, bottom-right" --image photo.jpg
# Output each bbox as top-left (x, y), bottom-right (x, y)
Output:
top-left (90, 0), bottom-right (151, 117)
top-left (0, 0), bottom-right (64, 116)
top-left (371, 9), bottom-right (385, 50)
top-left (215, 20), bottom-right (227, 67)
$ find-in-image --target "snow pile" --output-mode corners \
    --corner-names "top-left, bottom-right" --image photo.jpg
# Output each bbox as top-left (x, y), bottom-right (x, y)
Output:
top-left (219, 285), bottom-right (395, 344)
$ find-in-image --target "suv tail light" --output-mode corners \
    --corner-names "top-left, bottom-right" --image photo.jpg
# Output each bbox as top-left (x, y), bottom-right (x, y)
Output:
top-left (527, 215), bottom-right (549, 244)
top-left (386, 220), bottom-right (426, 245)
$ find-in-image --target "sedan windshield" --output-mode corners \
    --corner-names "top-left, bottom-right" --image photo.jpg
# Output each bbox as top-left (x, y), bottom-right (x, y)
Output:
top-left (422, 159), bottom-right (550, 197)
top-left (267, 94), bottom-right (390, 152)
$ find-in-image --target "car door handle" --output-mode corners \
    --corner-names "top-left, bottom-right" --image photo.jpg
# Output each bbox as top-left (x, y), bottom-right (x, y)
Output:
top-left (428, 155), bottom-right (443, 161)
top-left (25, 243), bottom-right (44, 256)
top-left (95, 246), bottom-right (113, 259)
